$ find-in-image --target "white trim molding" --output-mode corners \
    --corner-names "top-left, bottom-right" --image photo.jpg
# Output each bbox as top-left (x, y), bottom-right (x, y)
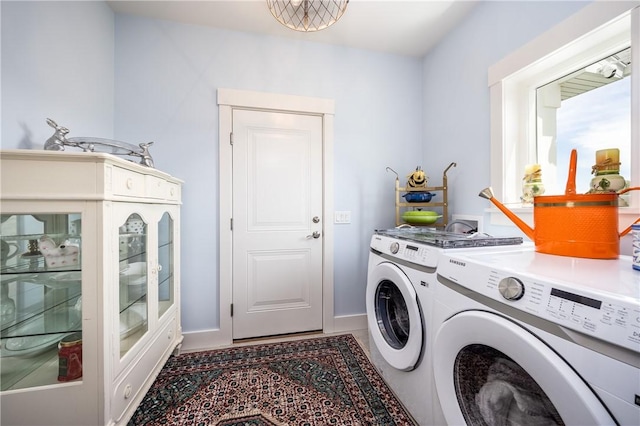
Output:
top-left (488, 1), bottom-right (640, 229)
top-left (180, 313), bottom-right (365, 353)
top-left (332, 314), bottom-right (367, 333)
top-left (217, 88), bottom-right (335, 347)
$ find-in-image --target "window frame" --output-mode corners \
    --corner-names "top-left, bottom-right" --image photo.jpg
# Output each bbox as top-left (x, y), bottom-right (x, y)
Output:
top-left (488, 1), bottom-right (639, 228)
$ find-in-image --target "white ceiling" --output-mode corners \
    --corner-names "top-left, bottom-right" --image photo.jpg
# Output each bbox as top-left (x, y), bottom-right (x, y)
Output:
top-left (107, 0), bottom-right (478, 57)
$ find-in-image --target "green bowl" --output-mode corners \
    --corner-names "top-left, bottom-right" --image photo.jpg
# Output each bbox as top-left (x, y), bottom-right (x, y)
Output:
top-left (401, 211), bottom-right (442, 224)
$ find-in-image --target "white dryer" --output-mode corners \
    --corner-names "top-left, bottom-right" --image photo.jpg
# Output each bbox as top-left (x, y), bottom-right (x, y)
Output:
top-left (433, 247), bottom-right (640, 426)
top-left (366, 229), bottom-right (522, 425)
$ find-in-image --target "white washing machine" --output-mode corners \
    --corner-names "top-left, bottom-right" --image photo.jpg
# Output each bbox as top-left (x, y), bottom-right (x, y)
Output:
top-left (366, 229), bottom-right (522, 425)
top-left (433, 247), bottom-right (640, 425)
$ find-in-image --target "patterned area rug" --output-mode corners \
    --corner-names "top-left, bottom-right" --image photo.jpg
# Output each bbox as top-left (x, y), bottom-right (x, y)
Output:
top-left (128, 334), bottom-right (416, 425)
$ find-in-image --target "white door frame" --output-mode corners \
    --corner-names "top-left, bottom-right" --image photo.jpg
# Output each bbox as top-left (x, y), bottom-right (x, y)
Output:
top-left (217, 88), bottom-right (335, 344)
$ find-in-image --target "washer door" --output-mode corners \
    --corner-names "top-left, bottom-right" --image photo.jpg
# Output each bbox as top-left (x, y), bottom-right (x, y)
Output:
top-left (433, 311), bottom-right (616, 425)
top-left (366, 261), bottom-right (423, 371)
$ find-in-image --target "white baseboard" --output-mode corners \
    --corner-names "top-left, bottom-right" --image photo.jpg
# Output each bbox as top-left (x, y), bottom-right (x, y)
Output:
top-left (181, 313), bottom-right (368, 353)
top-left (180, 329), bottom-right (231, 353)
top-left (332, 313), bottom-right (367, 333)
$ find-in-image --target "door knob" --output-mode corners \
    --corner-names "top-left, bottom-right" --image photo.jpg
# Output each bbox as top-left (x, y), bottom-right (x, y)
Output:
top-left (307, 231), bottom-right (321, 239)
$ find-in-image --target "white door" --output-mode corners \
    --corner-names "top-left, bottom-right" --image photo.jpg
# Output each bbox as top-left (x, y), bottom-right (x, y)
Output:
top-left (232, 109), bottom-right (323, 339)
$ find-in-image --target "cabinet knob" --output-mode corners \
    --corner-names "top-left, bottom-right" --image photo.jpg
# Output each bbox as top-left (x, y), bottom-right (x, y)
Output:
top-left (123, 384), bottom-right (132, 399)
top-left (126, 178), bottom-right (134, 190)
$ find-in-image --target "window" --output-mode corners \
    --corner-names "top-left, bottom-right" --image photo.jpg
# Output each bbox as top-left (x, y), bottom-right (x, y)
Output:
top-left (537, 47), bottom-right (631, 196)
top-left (488, 2), bottom-right (639, 226)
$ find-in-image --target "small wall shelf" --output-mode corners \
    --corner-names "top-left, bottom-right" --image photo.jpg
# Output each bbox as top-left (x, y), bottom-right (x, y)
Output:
top-left (391, 162), bottom-right (457, 228)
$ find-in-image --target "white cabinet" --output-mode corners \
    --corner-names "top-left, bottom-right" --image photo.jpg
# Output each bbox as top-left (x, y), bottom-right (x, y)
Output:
top-left (0, 150), bottom-right (183, 425)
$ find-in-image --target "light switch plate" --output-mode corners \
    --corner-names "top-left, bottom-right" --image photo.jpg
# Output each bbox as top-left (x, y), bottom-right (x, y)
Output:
top-left (334, 211), bottom-right (351, 224)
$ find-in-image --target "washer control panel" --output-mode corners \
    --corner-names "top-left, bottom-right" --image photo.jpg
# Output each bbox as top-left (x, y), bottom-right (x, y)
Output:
top-left (438, 251), bottom-right (640, 353)
top-left (370, 234), bottom-right (440, 268)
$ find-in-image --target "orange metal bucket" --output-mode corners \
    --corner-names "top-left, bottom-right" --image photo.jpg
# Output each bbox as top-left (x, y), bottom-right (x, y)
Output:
top-left (532, 150), bottom-right (639, 259)
top-left (533, 192), bottom-right (621, 258)
top-left (481, 149), bottom-right (640, 259)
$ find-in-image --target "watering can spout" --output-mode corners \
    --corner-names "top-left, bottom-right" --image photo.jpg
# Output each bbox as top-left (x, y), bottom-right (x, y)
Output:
top-left (478, 187), bottom-right (535, 240)
top-left (479, 187), bottom-right (495, 200)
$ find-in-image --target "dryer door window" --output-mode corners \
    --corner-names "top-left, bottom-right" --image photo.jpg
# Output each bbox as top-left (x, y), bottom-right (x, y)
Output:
top-left (454, 344), bottom-right (562, 425)
top-left (375, 280), bottom-right (409, 349)
top-left (433, 310), bottom-right (616, 425)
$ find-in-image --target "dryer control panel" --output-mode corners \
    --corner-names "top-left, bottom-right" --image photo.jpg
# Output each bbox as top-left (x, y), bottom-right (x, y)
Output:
top-left (437, 248), bottom-right (640, 353)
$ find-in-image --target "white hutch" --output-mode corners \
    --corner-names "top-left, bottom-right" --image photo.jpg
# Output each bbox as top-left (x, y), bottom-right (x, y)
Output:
top-left (0, 150), bottom-right (182, 425)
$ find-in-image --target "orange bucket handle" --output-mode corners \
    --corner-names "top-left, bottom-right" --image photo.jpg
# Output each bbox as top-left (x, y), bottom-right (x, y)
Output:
top-left (618, 186), bottom-right (640, 237)
top-left (565, 149), bottom-right (577, 195)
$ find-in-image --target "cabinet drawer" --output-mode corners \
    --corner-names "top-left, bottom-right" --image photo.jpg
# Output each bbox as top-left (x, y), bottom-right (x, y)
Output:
top-left (112, 166), bottom-right (146, 198)
top-left (144, 175), bottom-right (181, 201)
top-left (145, 175), bottom-right (165, 199)
top-left (166, 182), bottom-right (181, 202)
top-left (112, 316), bottom-right (178, 423)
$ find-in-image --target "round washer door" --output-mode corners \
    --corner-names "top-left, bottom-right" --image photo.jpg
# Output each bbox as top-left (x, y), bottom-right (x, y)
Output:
top-left (433, 311), bottom-right (616, 425)
top-left (366, 261), bottom-right (423, 371)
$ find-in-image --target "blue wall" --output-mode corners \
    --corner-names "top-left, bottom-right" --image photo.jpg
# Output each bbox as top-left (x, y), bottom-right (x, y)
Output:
top-left (1, 1), bottom-right (114, 147)
top-left (113, 14), bottom-right (425, 331)
top-left (1, 1), bottom-right (595, 337)
top-left (421, 1), bottom-right (589, 236)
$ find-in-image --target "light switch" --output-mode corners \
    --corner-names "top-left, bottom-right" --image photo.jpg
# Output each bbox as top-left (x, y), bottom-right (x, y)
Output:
top-left (334, 211), bottom-right (351, 224)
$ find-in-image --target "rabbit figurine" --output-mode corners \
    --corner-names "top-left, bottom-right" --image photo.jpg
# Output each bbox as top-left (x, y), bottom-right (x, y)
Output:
top-left (44, 118), bottom-right (70, 151)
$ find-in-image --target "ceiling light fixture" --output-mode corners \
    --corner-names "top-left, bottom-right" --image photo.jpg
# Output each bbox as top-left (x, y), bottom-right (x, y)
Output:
top-left (266, 0), bottom-right (349, 32)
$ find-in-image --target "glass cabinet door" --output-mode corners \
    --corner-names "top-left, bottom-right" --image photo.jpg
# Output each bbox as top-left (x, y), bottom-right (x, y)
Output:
top-left (118, 213), bottom-right (147, 358)
top-left (1, 213), bottom-right (82, 391)
top-left (157, 212), bottom-right (174, 319)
